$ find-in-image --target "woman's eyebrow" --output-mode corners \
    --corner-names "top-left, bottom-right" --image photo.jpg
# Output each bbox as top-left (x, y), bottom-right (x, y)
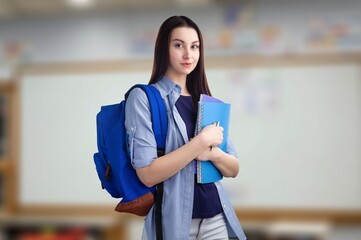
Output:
top-left (172, 39), bottom-right (185, 43)
top-left (172, 38), bottom-right (199, 44)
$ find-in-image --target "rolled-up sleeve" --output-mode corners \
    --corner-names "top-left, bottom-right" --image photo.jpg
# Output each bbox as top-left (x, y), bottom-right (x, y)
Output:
top-left (125, 88), bottom-right (158, 168)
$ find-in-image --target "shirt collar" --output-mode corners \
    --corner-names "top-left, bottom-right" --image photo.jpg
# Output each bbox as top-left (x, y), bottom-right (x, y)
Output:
top-left (154, 75), bottom-right (182, 98)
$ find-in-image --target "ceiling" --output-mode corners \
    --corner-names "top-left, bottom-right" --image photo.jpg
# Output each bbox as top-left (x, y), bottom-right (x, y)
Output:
top-left (0, 0), bottom-right (216, 20)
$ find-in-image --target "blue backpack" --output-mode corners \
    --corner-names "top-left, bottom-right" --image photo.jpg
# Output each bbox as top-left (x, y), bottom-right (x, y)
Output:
top-left (93, 84), bottom-right (167, 217)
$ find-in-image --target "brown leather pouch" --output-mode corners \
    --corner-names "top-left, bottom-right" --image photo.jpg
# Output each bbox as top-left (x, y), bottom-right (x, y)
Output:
top-left (114, 192), bottom-right (154, 216)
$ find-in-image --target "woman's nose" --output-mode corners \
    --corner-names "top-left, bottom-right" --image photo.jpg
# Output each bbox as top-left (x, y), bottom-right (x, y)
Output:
top-left (183, 48), bottom-right (190, 59)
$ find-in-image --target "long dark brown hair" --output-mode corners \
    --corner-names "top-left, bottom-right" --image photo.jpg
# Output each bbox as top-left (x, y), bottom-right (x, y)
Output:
top-left (148, 16), bottom-right (212, 106)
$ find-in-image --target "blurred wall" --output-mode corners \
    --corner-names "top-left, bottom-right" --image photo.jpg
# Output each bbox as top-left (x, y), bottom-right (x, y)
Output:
top-left (1, 0), bottom-right (361, 77)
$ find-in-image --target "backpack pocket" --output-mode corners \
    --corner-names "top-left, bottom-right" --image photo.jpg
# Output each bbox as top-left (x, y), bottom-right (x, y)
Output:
top-left (93, 152), bottom-right (120, 198)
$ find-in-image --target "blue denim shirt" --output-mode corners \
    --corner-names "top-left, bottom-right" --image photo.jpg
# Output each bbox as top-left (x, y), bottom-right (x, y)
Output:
top-left (125, 76), bottom-right (246, 240)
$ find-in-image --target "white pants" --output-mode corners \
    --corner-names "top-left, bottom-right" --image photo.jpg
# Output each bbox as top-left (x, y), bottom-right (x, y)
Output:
top-left (141, 213), bottom-right (229, 240)
top-left (189, 213), bottom-right (229, 240)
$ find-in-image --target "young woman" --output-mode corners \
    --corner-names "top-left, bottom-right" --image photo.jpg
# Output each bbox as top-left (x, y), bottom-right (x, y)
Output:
top-left (125, 16), bottom-right (246, 240)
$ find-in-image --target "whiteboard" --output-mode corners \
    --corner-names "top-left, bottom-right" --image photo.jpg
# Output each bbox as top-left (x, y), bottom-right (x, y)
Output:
top-left (19, 65), bottom-right (361, 210)
top-left (20, 72), bottom-right (146, 205)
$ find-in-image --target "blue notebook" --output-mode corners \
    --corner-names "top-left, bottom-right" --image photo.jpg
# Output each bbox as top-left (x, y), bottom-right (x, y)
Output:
top-left (195, 94), bottom-right (231, 184)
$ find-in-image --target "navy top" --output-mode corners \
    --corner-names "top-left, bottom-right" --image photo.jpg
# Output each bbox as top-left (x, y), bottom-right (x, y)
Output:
top-left (175, 95), bottom-right (223, 219)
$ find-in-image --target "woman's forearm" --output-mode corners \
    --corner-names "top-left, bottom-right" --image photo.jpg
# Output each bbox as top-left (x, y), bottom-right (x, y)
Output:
top-left (209, 148), bottom-right (239, 178)
top-left (136, 133), bottom-right (209, 187)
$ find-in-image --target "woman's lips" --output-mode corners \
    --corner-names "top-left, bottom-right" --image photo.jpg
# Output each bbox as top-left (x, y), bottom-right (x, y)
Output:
top-left (181, 62), bottom-right (192, 67)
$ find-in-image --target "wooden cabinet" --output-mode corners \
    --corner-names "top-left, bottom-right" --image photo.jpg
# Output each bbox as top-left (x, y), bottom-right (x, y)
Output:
top-left (0, 81), bottom-right (16, 214)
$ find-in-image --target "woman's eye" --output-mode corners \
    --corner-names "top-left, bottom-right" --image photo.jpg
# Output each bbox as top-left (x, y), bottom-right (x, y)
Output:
top-left (175, 43), bottom-right (182, 48)
top-left (192, 45), bottom-right (199, 49)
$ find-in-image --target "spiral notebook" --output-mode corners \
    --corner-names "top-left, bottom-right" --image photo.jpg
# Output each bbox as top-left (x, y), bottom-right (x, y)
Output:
top-left (195, 94), bottom-right (231, 184)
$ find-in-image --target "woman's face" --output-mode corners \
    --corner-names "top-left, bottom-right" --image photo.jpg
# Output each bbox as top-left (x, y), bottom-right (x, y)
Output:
top-left (166, 27), bottom-right (200, 80)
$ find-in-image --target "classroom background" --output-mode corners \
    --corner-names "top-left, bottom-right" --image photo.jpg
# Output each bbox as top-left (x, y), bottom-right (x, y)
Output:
top-left (0, 0), bottom-right (360, 239)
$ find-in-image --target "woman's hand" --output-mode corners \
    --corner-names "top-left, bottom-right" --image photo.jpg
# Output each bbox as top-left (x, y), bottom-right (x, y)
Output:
top-left (195, 146), bottom-right (222, 161)
top-left (198, 123), bottom-right (223, 149)
top-left (196, 146), bottom-right (239, 178)
top-left (196, 123), bottom-right (239, 178)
